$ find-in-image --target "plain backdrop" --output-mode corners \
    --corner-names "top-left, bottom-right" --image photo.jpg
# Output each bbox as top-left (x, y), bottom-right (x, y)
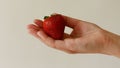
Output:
top-left (0, 0), bottom-right (120, 68)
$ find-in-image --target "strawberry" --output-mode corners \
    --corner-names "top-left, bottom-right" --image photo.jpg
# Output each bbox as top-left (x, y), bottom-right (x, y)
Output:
top-left (43, 14), bottom-right (66, 40)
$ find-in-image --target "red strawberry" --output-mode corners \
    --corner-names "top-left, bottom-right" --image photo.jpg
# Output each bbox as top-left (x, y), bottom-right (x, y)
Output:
top-left (43, 14), bottom-right (66, 40)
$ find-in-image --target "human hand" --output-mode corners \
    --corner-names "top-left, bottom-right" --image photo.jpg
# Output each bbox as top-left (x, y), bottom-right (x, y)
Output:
top-left (27, 14), bottom-right (120, 57)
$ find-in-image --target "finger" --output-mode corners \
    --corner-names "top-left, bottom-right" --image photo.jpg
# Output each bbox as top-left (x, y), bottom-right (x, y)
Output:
top-left (51, 13), bottom-right (80, 28)
top-left (37, 29), bottom-right (78, 53)
top-left (27, 24), bottom-right (43, 40)
top-left (54, 40), bottom-right (76, 54)
top-left (34, 19), bottom-right (43, 28)
top-left (28, 27), bottom-right (40, 39)
top-left (27, 24), bottom-right (39, 31)
top-left (37, 30), bottom-right (57, 48)
top-left (62, 15), bottom-right (80, 28)
top-left (37, 30), bottom-right (69, 49)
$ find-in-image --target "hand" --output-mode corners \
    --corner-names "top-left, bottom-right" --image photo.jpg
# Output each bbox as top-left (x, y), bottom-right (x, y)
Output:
top-left (27, 14), bottom-right (120, 57)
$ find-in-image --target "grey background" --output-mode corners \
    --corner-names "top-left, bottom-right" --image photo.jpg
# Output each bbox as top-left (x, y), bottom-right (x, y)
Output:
top-left (0, 0), bottom-right (120, 68)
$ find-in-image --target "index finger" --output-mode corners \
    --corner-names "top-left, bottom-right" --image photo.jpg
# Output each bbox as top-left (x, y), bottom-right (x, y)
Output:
top-left (51, 13), bottom-right (80, 28)
top-left (62, 15), bottom-right (81, 28)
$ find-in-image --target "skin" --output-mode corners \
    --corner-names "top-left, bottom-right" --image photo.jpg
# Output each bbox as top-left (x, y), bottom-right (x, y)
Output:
top-left (27, 14), bottom-right (120, 58)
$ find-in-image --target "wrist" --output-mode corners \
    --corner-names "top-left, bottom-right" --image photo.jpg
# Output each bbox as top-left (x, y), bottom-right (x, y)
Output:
top-left (110, 36), bottom-right (120, 58)
top-left (101, 30), bottom-right (120, 58)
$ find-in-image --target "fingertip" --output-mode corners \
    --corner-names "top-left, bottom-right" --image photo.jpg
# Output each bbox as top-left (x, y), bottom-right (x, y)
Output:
top-left (27, 24), bottom-right (34, 29)
top-left (34, 19), bottom-right (43, 27)
top-left (28, 28), bottom-right (36, 34)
